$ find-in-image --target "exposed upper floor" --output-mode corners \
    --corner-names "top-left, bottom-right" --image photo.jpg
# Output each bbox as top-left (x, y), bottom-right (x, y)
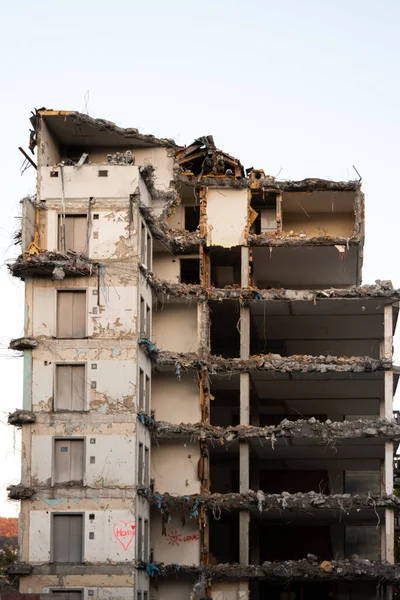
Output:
top-left (15, 108), bottom-right (365, 286)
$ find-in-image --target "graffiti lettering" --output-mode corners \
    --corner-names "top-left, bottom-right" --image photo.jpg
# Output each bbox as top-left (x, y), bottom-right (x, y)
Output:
top-left (113, 520), bottom-right (136, 551)
top-left (167, 531), bottom-right (199, 546)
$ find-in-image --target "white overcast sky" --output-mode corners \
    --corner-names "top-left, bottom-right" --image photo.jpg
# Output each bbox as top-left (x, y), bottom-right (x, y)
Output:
top-left (0, 0), bottom-right (399, 517)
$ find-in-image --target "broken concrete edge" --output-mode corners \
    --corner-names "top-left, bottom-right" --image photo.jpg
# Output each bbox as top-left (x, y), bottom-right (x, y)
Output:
top-left (136, 558), bottom-right (400, 582)
top-left (9, 337), bottom-right (37, 351)
top-left (136, 180), bottom-right (363, 253)
top-left (7, 484), bottom-right (35, 500)
top-left (151, 417), bottom-right (400, 442)
top-left (8, 410), bottom-right (36, 426)
top-left (7, 561), bottom-right (133, 576)
top-left (139, 345), bottom-right (392, 374)
top-left (140, 268), bottom-right (400, 304)
top-left (139, 487), bottom-right (400, 513)
top-left (176, 173), bottom-right (361, 192)
top-left (5, 562), bottom-right (32, 576)
top-left (8, 251), bottom-right (100, 280)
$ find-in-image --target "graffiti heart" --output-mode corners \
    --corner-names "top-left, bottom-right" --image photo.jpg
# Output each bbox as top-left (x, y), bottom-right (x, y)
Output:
top-left (113, 520), bottom-right (136, 551)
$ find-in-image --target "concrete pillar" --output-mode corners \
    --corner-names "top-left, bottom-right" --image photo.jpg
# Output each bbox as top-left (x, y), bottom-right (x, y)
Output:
top-left (239, 245), bottom-right (250, 568)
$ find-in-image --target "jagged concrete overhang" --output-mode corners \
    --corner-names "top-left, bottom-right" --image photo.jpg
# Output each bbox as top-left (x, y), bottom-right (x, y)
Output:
top-left (137, 559), bottom-right (400, 583)
top-left (139, 344), bottom-right (392, 374)
top-left (8, 409), bottom-right (36, 426)
top-left (150, 418), bottom-right (400, 443)
top-left (9, 250), bottom-right (100, 280)
top-left (176, 174), bottom-right (361, 192)
top-left (138, 488), bottom-right (400, 513)
top-left (33, 109), bottom-right (177, 150)
top-left (141, 268), bottom-right (400, 305)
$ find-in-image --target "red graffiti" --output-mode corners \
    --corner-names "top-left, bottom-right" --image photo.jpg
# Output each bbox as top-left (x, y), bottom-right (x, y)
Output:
top-left (167, 530), bottom-right (182, 546)
top-left (113, 520), bottom-right (136, 551)
top-left (167, 531), bottom-right (199, 547)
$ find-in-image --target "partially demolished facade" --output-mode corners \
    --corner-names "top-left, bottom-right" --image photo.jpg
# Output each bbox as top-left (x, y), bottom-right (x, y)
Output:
top-left (8, 109), bottom-right (400, 600)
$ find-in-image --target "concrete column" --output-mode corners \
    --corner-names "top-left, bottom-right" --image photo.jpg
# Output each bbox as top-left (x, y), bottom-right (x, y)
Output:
top-left (239, 245), bottom-right (250, 567)
top-left (383, 442), bottom-right (394, 494)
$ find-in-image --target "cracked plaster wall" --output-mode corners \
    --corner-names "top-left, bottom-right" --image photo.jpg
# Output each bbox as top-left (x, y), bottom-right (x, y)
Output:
top-left (45, 205), bottom-right (136, 261)
top-left (29, 279), bottom-right (137, 339)
top-left (22, 580), bottom-right (135, 597)
top-left (30, 435), bottom-right (135, 487)
top-left (31, 356), bottom-right (136, 413)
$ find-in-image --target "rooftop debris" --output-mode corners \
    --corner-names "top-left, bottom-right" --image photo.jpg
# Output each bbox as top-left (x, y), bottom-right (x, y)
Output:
top-left (141, 268), bottom-right (400, 304)
top-left (150, 417), bottom-right (400, 443)
top-left (8, 410), bottom-right (36, 427)
top-left (7, 484), bottom-right (35, 501)
top-left (137, 559), bottom-right (400, 583)
top-left (142, 347), bottom-right (392, 374)
top-left (9, 250), bottom-right (99, 279)
top-left (9, 337), bottom-right (37, 351)
top-left (139, 488), bottom-right (400, 515)
top-left (175, 136), bottom-right (244, 179)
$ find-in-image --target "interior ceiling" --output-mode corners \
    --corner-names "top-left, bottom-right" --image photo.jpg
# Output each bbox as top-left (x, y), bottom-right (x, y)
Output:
top-left (248, 509), bottom-right (383, 523)
top-left (43, 114), bottom-right (168, 149)
top-left (251, 246), bottom-right (359, 288)
top-left (281, 191), bottom-right (356, 214)
top-left (208, 439), bottom-right (386, 460)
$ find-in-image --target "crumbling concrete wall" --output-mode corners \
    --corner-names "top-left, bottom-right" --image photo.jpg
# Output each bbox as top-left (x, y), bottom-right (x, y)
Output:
top-left (28, 276), bottom-right (137, 339)
top-left (31, 351), bottom-right (136, 413)
top-left (29, 434), bottom-right (135, 487)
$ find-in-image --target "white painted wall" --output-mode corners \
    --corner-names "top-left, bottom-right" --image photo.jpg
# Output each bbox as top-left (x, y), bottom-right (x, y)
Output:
top-left (46, 588), bottom-right (135, 600)
top-left (31, 281), bottom-right (137, 339)
top-left (39, 166), bottom-right (139, 200)
top-left (152, 373), bottom-right (201, 423)
top-left (211, 581), bottom-right (248, 600)
top-left (152, 255), bottom-right (180, 282)
top-left (152, 304), bottom-right (198, 353)
top-left (206, 188), bottom-right (248, 247)
top-left (151, 581), bottom-right (195, 600)
top-left (151, 442), bottom-right (200, 495)
top-left (134, 148), bottom-right (174, 191)
top-left (29, 509), bottom-right (136, 563)
top-left (30, 435), bottom-right (135, 487)
top-left (151, 509), bottom-right (200, 565)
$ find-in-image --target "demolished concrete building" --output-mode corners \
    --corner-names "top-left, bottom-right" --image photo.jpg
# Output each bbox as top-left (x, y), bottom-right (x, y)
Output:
top-left (7, 108), bottom-right (400, 600)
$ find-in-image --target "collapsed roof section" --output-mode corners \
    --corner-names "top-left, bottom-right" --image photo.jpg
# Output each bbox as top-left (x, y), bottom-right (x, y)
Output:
top-left (175, 136), bottom-right (244, 179)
